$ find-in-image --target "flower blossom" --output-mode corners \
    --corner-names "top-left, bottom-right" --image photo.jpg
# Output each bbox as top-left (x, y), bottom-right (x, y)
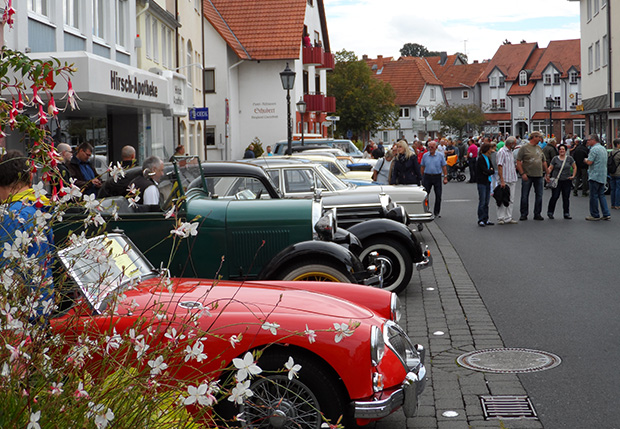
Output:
top-left (47, 95), bottom-right (59, 116)
top-left (2, 0), bottom-right (15, 27)
top-left (228, 380), bottom-right (253, 404)
top-left (333, 322), bottom-right (355, 343)
top-left (8, 99), bottom-right (19, 130)
top-left (171, 221), bottom-right (199, 239)
top-left (305, 324), bottom-right (317, 344)
top-left (148, 355), bottom-right (168, 377)
top-left (87, 402), bottom-right (115, 429)
top-left (27, 411), bottom-right (40, 429)
top-left (183, 382), bottom-right (217, 406)
top-left (74, 381), bottom-right (89, 399)
top-left (284, 356), bottom-right (302, 380)
top-left (50, 382), bottom-right (64, 395)
top-left (62, 79), bottom-right (81, 110)
top-left (261, 321), bottom-right (280, 335)
top-left (184, 340), bottom-right (207, 363)
top-left (232, 352), bottom-right (262, 382)
top-left (36, 104), bottom-right (48, 126)
top-left (229, 334), bottom-right (242, 348)
top-left (108, 162), bottom-right (125, 183)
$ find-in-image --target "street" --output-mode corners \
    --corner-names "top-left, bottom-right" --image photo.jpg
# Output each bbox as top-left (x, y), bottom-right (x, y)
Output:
top-left (374, 179), bottom-right (620, 428)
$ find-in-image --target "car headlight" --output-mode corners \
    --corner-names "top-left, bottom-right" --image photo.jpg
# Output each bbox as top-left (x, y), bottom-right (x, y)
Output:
top-left (387, 205), bottom-right (409, 225)
top-left (378, 193), bottom-right (394, 212)
top-left (383, 321), bottom-right (421, 371)
top-left (370, 325), bottom-right (385, 367)
top-left (390, 293), bottom-right (403, 323)
top-left (314, 208), bottom-right (337, 241)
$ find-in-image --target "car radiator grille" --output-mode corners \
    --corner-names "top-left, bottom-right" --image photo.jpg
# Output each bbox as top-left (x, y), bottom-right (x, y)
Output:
top-left (328, 206), bottom-right (384, 229)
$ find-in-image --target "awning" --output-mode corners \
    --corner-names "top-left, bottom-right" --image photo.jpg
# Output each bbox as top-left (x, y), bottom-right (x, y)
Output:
top-left (531, 111), bottom-right (585, 120)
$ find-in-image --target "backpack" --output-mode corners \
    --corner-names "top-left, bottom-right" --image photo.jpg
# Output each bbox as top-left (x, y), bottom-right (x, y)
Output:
top-left (608, 152), bottom-right (619, 174)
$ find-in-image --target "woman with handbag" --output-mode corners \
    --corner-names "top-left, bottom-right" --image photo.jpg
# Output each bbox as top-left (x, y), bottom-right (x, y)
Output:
top-left (546, 144), bottom-right (577, 219)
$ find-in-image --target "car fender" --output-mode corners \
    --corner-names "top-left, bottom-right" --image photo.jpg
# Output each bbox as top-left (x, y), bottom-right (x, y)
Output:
top-left (347, 219), bottom-right (423, 262)
top-left (258, 240), bottom-right (365, 281)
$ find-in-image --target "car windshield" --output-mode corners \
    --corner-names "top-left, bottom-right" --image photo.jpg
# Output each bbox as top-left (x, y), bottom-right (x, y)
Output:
top-left (316, 165), bottom-right (348, 191)
top-left (58, 234), bottom-right (156, 314)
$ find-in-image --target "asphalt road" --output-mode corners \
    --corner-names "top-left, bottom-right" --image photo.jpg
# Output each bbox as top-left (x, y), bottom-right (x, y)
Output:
top-left (435, 179), bottom-right (620, 428)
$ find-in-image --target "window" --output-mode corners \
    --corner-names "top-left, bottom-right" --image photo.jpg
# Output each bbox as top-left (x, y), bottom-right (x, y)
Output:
top-left (544, 74), bottom-right (552, 85)
top-left (499, 76), bottom-right (505, 87)
top-left (553, 73), bottom-right (560, 85)
top-left (519, 70), bottom-right (527, 86)
top-left (204, 69), bottom-right (215, 93)
top-left (570, 71), bottom-right (578, 84)
top-left (187, 41), bottom-right (193, 86)
top-left (587, 0), bottom-right (592, 20)
top-left (491, 99), bottom-right (498, 109)
top-left (399, 108), bottom-right (410, 118)
top-left (29, 0), bottom-right (49, 16)
top-left (462, 90), bottom-right (469, 99)
top-left (603, 35), bottom-right (608, 66)
top-left (490, 76), bottom-right (497, 87)
top-left (554, 96), bottom-right (561, 108)
top-left (588, 45), bottom-right (593, 73)
top-left (64, 0), bottom-right (80, 28)
top-left (115, 0), bottom-right (128, 47)
top-left (594, 0), bottom-right (599, 13)
top-left (500, 99), bottom-right (506, 109)
top-left (93, 0), bottom-right (105, 38)
top-left (518, 97), bottom-right (525, 108)
top-left (161, 24), bottom-right (167, 67)
top-left (152, 18), bottom-right (159, 63)
top-left (145, 15), bottom-right (152, 58)
top-left (205, 127), bottom-right (215, 147)
top-left (189, 124), bottom-right (195, 154)
top-left (430, 88), bottom-right (436, 101)
top-left (445, 91), bottom-right (451, 100)
top-left (595, 40), bottom-right (601, 70)
top-left (308, 0), bottom-right (314, 5)
top-left (167, 30), bottom-right (173, 70)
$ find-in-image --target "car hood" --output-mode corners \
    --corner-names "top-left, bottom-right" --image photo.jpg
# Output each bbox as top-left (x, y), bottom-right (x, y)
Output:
top-left (120, 277), bottom-right (376, 321)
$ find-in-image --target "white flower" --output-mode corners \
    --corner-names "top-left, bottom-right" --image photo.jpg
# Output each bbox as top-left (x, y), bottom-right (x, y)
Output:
top-left (183, 382), bottom-right (216, 406)
top-left (232, 352), bottom-right (262, 381)
top-left (87, 402), bottom-right (115, 429)
top-left (229, 334), bottom-right (241, 348)
top-left (284, 356), bottom-right (302, 380)
top-left (261, 321), bottom-right (280, 335)
top-left (83, 193), bottom-right (101, 212)
top-left (334, 322), bottom-right (355, 343)
top-left (164, 206), bottom-right (176, 219)
top-left (228, 380), bottom-right (253, 404)
top-left (3, 242), bottom-right (20, 259)
top-left (305, 324), bottom-right (317, 344)
top-left (164, 328), bottom-right (186, 344)
top-left (104, 329), bottom-right (122, 354)
top-left (148, 355), bottom-right (168, 377)
top-left (74, 381), bottom-right (89, 398)
top-left (171, 221), bottom-right (199, 238)
top-left (133, 338), bottom-right (150, 360)
top-left (184, 340), bottom-right (207, 362)
top-left (109, 162), bottom-right (125, 183)
top-left (27, 411), bottom-right (41, 429)
top-left (14, 229), bottom-right (32, 249)
top-left (32, 181), bottom-right (47, 199)
top-left (50, 382), bottom-right (64, 395)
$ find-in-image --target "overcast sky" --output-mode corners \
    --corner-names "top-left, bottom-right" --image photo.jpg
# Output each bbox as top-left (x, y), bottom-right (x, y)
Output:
top-left (323, 0), bottom-right (581, 62)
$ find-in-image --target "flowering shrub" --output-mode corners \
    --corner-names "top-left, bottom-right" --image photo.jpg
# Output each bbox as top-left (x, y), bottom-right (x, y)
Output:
top-left (0, 4), bottom-right (355, 428)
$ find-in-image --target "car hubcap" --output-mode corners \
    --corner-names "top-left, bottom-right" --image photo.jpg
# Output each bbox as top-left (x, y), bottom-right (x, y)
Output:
top-left (292, 271), bottom-right (340, 282)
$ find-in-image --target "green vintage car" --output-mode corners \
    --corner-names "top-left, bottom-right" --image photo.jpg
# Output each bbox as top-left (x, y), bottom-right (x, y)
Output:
top-left (56, 159), bottom-right (376, 285)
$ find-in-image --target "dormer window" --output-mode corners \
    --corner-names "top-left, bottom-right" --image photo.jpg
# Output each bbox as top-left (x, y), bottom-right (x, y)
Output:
top-left (519, 70), bottom-right (527, 86)
top-left (569, 71), bottom-right (578, 84)
top-left (499, 76), bottom-right (505, 88)
top-left (553, 73), bottom-right (560, 85)
top-left (490, 76), bottom-right (498, 87)
top-left (544, 74), bottom-right (552, 85)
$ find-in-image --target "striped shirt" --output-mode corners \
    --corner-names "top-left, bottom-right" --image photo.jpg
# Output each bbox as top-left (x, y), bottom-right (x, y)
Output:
top-left (497, 146), bottom-right (518, 183)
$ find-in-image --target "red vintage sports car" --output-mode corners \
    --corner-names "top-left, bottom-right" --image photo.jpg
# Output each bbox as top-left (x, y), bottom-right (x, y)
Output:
top-left (53, 233), bottom-right (426, 427)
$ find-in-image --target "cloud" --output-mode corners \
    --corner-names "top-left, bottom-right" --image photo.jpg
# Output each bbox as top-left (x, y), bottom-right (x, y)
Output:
top-left (324, 0), bottom-right (580, 62)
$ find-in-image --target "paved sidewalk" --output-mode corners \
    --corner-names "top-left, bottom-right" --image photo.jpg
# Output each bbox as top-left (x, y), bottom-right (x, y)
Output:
top-left (369, 222), bottom-right (544, 429)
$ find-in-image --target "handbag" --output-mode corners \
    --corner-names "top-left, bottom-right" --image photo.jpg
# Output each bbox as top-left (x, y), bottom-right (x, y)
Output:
top-left (549, 155), bottom-right (568, 189)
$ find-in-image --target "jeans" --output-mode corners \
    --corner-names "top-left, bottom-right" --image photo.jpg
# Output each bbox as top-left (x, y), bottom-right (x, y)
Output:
top-left (520, 176), bottom-right (544, 218)
top-left (611, 176), bottom-right (620, 207)
top-left (547, 179), bottom-right (572, 216)
top-left (477, 182), bottom-right (491, 223)
top-left (588, 180), bottom-right (610, 218)
top-left (423, 174), bottom-right (443, 216)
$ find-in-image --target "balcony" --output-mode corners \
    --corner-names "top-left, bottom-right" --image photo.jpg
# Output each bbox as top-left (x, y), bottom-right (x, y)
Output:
top-left (324, 96), bottom-right (336, 113)
top-left (319, 52), bottom-right (335, 70)
top-left (303, 46), bottom-right (324, 66)
top-left (304, 93), bottom-right (324, 112)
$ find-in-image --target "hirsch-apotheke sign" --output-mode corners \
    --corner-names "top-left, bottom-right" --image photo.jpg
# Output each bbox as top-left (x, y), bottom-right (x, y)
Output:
top-left (110, 70), bottom-right (159, 99)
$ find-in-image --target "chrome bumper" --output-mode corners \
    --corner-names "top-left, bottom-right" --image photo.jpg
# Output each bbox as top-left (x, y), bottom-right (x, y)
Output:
top-left (416, 245), bottom-right (432, 270)
top-left (353, 344), bottom-right (427, 420)
top-left (407, 212), bottom-right (435, 223)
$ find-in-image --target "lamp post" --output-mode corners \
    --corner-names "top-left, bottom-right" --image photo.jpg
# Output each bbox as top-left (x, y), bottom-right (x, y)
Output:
top-left (280, 63), bottom-right (296, 155)
top-left (546, 96), bottom-right (554, 137)
top-left (422, 108), bottom-right (429, 138)
top-left (296, 98), bottom-right (307, 146)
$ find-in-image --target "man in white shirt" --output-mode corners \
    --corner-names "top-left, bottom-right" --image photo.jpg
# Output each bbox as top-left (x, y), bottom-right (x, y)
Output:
top-left (496, 136), bottom-right (519, 224)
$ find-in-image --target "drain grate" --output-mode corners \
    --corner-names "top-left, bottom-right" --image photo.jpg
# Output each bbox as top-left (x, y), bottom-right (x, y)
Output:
top-left (480, 395), bottom-right (538, 419)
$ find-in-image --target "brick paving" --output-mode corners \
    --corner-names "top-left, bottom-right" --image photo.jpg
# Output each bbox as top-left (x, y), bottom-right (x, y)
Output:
top-left (368, 222), bottom-right (544, 429)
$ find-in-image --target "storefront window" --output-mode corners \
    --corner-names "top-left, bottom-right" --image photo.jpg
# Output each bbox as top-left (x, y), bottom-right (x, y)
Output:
top-left (59, 116), bottom-right (109, 163)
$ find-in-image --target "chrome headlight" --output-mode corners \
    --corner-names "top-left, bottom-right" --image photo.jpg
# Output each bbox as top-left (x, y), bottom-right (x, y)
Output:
top-left (390, 293), bottom-right (403, 323)
top-left (314, 207), bottom-right (337, 241)
top-left (383, 321), bottom-right (421, 371)
top-left (378, 193), bottom-right (394, 212)
top-left (370, 325), bottom-right (385, 367)
top-left (387, 205), bottom-right (408, 225)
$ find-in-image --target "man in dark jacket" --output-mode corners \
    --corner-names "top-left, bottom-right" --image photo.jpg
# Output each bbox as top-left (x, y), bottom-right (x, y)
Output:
top-left (66, 142), bottom-right (102, 196)
top-left (572, 139), bottom-right (589, 196)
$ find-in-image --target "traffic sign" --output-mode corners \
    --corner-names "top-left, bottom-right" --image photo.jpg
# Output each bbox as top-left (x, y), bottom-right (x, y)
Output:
top-left (326, 115), bottom-right (340, 121)
top-left (189, 107), bottom-right (209, 120)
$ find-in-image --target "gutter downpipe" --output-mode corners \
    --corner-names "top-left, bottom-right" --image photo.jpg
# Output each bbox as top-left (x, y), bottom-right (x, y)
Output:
top-left (227, 60), bottom-right (244, 160)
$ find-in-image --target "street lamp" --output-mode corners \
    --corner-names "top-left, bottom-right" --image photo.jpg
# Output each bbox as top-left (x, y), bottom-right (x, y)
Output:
top-left (296, 97), bottom-right (307, 146)
top-left (280, 63), bottom-right (296, 155)
top-left (546, 96), bottom-right (554, 137)
top-left (422, 108), bottom-right (429, 137)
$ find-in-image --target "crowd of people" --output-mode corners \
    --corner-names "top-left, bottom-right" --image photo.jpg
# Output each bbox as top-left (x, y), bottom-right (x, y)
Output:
top-left (370, 132), bottom-right (620, 225)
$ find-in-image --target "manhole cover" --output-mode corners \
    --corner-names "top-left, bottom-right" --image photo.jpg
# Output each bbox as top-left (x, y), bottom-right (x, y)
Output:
top-left (457, 348), bottom-right (561, 373)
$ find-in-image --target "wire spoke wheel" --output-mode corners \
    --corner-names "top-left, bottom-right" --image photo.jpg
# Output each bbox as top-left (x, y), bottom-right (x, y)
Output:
top-left (279, 262), bottom-right (355, 283)
top-left (241, 375), bottom-right (322, 429)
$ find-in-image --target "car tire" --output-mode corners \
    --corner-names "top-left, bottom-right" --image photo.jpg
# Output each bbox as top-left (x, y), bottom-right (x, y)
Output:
top-left (278, 261), bottom-right (356, 283)
top-left (359, 237), bottom-right (413, 294)
top-left (240, 349), bottom-right (351, 428)
top-left (457, 173), bottom-right (466, 182)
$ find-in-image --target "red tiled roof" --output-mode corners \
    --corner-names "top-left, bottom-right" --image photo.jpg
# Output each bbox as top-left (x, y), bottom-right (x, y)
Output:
top-left (204, 0), bottom-right (308, 60)
top-left (530, 39), bottom-right (580, 80)
top-left (480, 43), bottom-right (538, 82)
top-left (424, 54), bottom-right (461, 76)
top-left (367, 57), bottom-right (442, 106)
top-left (532, 111), bottom-right (585, 120)
top-left (364, 56), bottom-right (394, 71)
top-left (507, 81), bottom-right (535, 95)
top-left (437, 62), bottom-right (487, 89)
top-left (484, 113), bottom-right (511, 121)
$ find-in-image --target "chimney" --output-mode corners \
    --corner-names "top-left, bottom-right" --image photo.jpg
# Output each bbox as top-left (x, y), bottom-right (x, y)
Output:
top-left (362, 54), bottom-right (368, 60)
top-left (439, 51), bottom-right (447, 66)
top-left (377, 55), bottom-right (383, 60)
top-left (473, 60), bottom-right (479, 64)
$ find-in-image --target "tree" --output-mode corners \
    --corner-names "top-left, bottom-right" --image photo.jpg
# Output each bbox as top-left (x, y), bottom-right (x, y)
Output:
top-left (328, 50), bottom-right (399, 139)
top-left (400, 43), bottom-right (441, 58)
top-left (432, 103), bottom-right (486, 138)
